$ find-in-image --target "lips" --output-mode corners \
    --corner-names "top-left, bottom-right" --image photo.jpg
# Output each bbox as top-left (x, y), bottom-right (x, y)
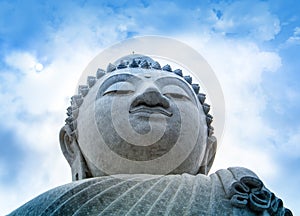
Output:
top-left (129, 105), bottom-right (173, 117)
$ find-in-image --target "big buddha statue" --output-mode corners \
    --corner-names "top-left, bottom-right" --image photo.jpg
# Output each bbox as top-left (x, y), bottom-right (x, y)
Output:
top-left (10, 54), bottom-right (292, 216)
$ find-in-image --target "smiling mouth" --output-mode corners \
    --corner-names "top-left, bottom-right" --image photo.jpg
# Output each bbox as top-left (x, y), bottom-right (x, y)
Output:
top-left (129, 105), bottom-right (173, 117)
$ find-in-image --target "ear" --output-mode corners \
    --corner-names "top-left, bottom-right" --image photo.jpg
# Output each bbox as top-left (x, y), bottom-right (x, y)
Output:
top-left (59, 126), bottom-right (92, 181)
top-left (198, 136), bottom-right (217, 175)
top-left (59, 125), bottom-right (75, 165)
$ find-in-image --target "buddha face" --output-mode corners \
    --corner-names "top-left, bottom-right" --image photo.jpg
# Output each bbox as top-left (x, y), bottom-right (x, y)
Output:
top-left (75, 67), bottom-right (209, 176)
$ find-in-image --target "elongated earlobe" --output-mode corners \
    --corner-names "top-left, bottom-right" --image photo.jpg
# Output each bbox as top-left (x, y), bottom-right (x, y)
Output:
top-left (198, 136), bottom-right (217, 175)
top-left (59, 126), bottom-right (92, 181)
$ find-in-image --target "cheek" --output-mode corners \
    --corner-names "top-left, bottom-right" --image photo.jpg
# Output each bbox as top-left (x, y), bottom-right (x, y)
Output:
top-left (94, 95), bottom-right (133, 137)
top-left (177, 101), bottom-right (202, 132)
top-left (174, 99), bottom-right (207, 149)
top-left (96, 95), bottom-right (132, 115)
top-left (96, 97), bottom-right (111, 115)
top-left (169, 99), bottom-right (200, 125)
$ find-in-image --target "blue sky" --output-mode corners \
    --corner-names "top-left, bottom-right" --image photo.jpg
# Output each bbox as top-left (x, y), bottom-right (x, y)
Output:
top-left (0, 0), bottom-right (300, 214)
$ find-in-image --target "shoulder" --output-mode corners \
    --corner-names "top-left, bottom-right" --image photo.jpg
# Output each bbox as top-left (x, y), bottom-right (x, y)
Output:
top-left (9, 171), bottom-right (292, 216)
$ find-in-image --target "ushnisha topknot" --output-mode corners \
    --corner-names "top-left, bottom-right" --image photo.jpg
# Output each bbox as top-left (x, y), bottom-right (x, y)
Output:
top-left (65, 54), bottom-right (214, 140)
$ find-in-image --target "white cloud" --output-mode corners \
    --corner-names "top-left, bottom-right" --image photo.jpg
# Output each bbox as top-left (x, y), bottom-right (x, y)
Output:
top-left (212, 0), bottom-right (280, 41)
top-left (211, 133), bottom-right (278, 178)
top-left (5, 52), bottom-right (37, 73)
top-left (286, 132), bottom-right (300, 156)
top-left (274, 127), bottom-right (300, 158)
top-left (286, 26), bottom-right (300, 45)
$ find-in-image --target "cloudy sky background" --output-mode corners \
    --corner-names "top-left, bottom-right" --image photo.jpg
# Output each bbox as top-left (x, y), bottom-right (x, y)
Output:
top-left (0, 0), bottom-right (299, 214)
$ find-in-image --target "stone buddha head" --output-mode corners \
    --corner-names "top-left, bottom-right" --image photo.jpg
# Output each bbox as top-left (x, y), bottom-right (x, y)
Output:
top-left (60, 54), bottom-right (217, 181)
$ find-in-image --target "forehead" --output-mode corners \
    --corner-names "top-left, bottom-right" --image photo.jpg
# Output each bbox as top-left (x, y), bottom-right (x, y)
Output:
top-left (100, 68), bottom-right (188, 85)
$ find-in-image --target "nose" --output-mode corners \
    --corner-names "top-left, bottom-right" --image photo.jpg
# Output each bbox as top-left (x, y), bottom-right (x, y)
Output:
top-left (132, 87), bottom-right (170, 108)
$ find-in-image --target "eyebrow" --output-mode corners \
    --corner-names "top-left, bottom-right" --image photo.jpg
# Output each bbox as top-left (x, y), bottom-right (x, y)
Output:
top-left (96, 73), bottom-right (141, 97)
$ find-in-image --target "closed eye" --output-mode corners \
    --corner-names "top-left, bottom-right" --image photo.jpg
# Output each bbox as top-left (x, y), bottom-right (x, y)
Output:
top-left (164, 93), bottom-right (191, 101)
top-left (104, 90), bottom-right (134, 95)
top-left (162, 85), bottom-right (191, 101)
top-left (103, 82), bottom-right (135, 96)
